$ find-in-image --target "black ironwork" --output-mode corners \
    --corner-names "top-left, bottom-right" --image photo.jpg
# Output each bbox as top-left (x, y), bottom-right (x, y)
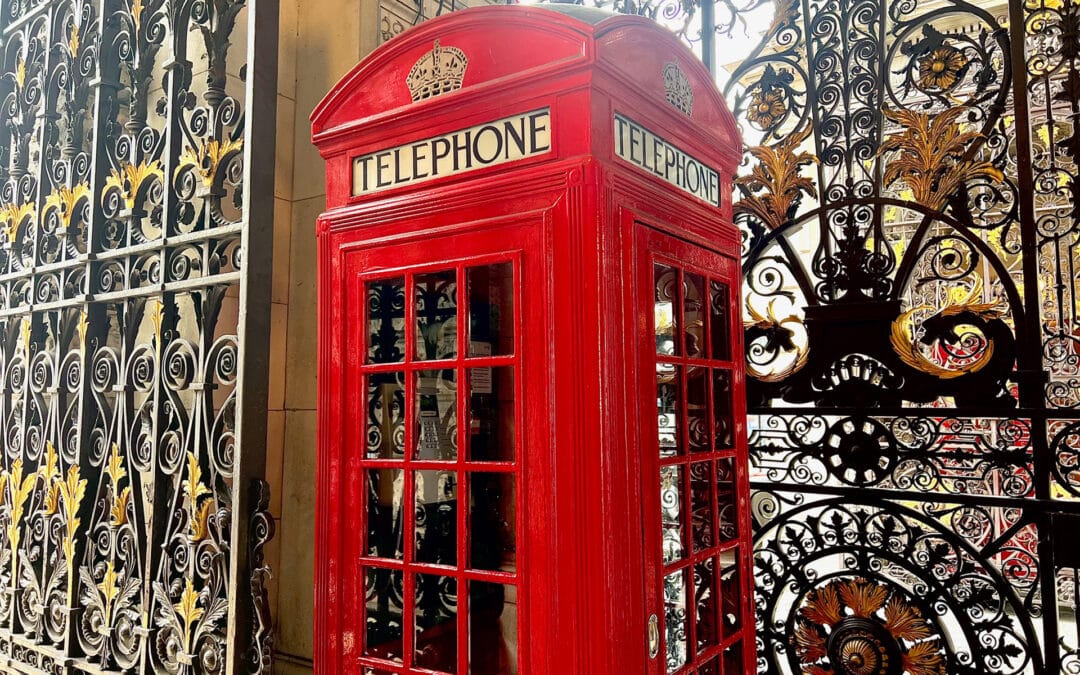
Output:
top-left (0, 0), bottom-right (278, 671)
top-left (387, 0), bottom-right (1080, 672)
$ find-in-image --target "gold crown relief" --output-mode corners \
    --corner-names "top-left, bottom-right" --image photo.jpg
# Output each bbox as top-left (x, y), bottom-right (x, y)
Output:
top-left (406, 40), bottom-right (468, 102)
top-left (663, 62), bottom-right (693, 117)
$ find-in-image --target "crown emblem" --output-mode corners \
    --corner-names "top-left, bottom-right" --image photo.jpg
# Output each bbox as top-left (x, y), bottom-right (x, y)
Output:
top-left (406, 40), bottom-right (468, 102)
top-left (662, 62), bottom-right (693, 117)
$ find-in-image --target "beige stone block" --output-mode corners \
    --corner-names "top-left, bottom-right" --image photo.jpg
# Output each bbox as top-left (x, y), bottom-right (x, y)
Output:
top-left (292, 0), bottom-right (363, 201)
top-left (273, 659), bottom-right (314, 675)
top-left (276, 96), bottom-right (297, 200)
top-left (285, 196), bottom-right (323, 410)
top-left (278, 0), bottom-right (299, 101)
top-left (270, 302), bottom-right (288, 411)
top-left (266, 410), bottom-right (286, 516)
top-left (273, 198), bottom-right (293, 305)
top-left (276, 409), bottom-right (318, 658)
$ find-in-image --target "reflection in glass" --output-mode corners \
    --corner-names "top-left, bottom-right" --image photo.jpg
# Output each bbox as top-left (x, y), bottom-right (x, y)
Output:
top-left (695, 558), bottom-right (717, 654)
top-left (416, 369), bottom-right (457, 460)
top-left (687, 366), bottom-right (709, 452)
top-left (661, 466), bottom-right (684, 563)
top-left (716, 457), bottom-right (738, 543)
top-left (415, 574), bottom-right (458, 672)
top-left (469, 582), bottom-right (518, 674)
top-left (684, 272), bottom-right (705, 358)
top-left (366, 469), bottom-right (404, 560)
top-left (655, 264), bottom-right (678, 356)
top-left (415, 270), bottom-right (458, 361)
top-left (664, 569), bottom-right (688, 673)
top-left (414, 471), bottom-right (457, 566)
top-left (720, 550), bottom-right (742, 638)
top-left (699, 658), bottom-right (718, 675)
top-left (367, 277), bottom-right (406, 364)
top-left (470, 473), bottom-right (516, 573)
top-left (723, 641), bottom-right (742, 674)
top-left (657, 364), bottom-right (680, 458)
top-left (709, 280), bottom-right (730, 362)
top-left (691, 461), bottom-right (714, 552)
top-left (468, 263), bottom-right (514, 357)
top-left (713, 369), bottom-right (734, 449)
top-left (365, 567), bottom-right (404, 662)
top-left (367, 372), bottom-right (405, 459)
top-left (363, 668), bottom-right (397, 675)
top-left (469, 367), bottom-right (515, 462)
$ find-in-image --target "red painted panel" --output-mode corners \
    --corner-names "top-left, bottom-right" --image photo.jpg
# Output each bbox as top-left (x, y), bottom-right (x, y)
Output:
top-left (313, 6), bottom-right (751, 674)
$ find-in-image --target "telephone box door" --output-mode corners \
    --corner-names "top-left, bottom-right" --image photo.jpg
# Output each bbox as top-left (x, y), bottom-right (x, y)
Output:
top-left (346, 220), bottom-right (538, 675)
top-left (637, 224), bottom-right (754, 675)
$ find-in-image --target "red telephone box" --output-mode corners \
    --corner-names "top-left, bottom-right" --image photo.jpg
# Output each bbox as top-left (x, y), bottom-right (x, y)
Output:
top-left (312, 6), bottom-right (752, 674)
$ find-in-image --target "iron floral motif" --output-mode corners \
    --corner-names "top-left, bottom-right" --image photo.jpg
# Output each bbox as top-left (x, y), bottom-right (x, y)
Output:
top-left (794, 577), bottom-right (945, 675)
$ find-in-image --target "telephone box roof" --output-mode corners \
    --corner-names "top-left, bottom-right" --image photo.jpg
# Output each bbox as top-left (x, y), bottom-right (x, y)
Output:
top-left (310, 4), bottom-right (740, 160)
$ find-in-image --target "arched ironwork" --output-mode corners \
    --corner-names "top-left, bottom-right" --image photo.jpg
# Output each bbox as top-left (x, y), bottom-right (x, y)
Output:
top-left (0, 0), bottom-right (278, 672)
top-left (383, 0), bottom-right (1080, 672)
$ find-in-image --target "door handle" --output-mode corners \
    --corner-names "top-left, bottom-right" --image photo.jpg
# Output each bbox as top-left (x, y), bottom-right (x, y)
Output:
top-left (647, 614), bottom-right (660, 659)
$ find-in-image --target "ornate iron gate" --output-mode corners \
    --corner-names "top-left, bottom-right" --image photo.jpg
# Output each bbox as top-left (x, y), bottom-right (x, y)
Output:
top-left (504, 0), bottom-right (1075, 672)
top-left (0, 0), bottom-right (277, 672)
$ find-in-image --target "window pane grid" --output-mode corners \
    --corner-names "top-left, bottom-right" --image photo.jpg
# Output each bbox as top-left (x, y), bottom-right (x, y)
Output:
top-left (362, 262), bottom-right (519, 674)
top-left (654, 262), bottom-right (746, 674)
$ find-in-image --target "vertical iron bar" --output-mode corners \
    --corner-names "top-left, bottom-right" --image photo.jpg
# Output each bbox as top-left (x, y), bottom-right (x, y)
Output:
top-left (225, 0), bottom-right (279, 671)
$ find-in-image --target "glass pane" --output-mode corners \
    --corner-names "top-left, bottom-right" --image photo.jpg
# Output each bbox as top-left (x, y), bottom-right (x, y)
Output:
top-left (655, 264), bottom-right (678, 356)
top-left (684, 272), bottom-right (705, 358)
top-left (367, 372), bottom-right (406, 459)
top-left (366, 469), bottom-right (404, 560)
top-left (414, 470), bottom-right (457, 566)
top-left (365, 567), bottom-right (404, 661)
top-left (661, 465), bottom-right (685, 564)
top-left (699, 658), bottom-right (718, 675)
top-left (664, 568), bottom-right (688, 674)
top-left (709, 280), bottom-right (730, 362)
top-left (470, 473), bottom-right (516, 573)
top-left (415, 574), bottom-right (458, 672)
top-left (712, 369), bottom-right (734, 449)
top-left (691, 461), bottom-right (714, 553)
top-left (716, 457), bottom-right (738, 544)
top-left (415, 270), bottom-right (458, 361)
top-left (720, 550), bottom-right (742, 638)
top-left (695, 558), bottom-right (717, 654)
top-left (363, 668), bottom-right (398, 675)
top-left (416, 369), bottom-right (458, 460)
top-left (687, 366), bottom-right (709, 453)
top-left (468, 263), bottom-right (514, 357)
top-left (367, 277), bottom-right (405, 364)
top-left (468, 367), bottom-right (515, 462)
top-left (469, 582), bottom-right (518, 674)
top-left (657, 364), bottom-right (681, 458)
top-left (722, 642), bottom-right (742, 674)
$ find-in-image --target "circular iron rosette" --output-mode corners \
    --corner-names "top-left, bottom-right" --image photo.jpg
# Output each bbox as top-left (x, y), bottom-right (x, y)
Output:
top-left (753, 497), bottom-right (1039, 675)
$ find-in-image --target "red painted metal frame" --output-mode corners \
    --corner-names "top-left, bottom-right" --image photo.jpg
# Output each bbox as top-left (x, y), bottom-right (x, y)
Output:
top-left (312, 6), bottom-right (751, 674)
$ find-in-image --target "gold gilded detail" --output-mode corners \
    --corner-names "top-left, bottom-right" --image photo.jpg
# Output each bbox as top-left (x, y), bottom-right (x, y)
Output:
top-left (176, 137), bottom-right (244, 187)
top-left (879, 106), bottom-right (1003, 210)
top-left (890, 278), bottom-right (1004, 379)
top-left (406, 40), bottom-right (467, 102)
top-left (735, 125), bottom-right (818, 230)
top-left (104, 160), bottom-right (164, 209)
top-left (1, 201), bottom-right (36, 243)
top-left (43, 183), bottom-right (90, 231)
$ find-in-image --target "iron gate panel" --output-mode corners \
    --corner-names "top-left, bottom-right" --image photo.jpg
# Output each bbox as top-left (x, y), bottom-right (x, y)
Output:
top-left (0, 0), bottom-right (277, 672)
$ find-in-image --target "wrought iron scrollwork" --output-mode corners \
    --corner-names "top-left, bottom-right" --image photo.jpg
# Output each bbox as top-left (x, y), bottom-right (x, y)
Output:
top-left (0, 0), bottom-right (275, 671)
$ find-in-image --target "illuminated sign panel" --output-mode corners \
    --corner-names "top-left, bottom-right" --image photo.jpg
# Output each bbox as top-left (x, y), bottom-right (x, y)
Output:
top-left (614, 113), bottom-right (720, 207)
top-left (352, 108), bottom-right (551, 195)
